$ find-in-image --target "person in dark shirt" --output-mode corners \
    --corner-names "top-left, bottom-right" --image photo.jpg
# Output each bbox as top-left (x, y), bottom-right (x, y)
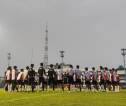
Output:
top-left (28, 64), bottom-right (36, 92)
top-left (38, 63), bottom-right (46, 91)
top-left (68, 65), bottom-right (74, 91)
top-left (48, 64), bottom-right (56, 91)
top-left (75, 65), bottom-right (82, 91)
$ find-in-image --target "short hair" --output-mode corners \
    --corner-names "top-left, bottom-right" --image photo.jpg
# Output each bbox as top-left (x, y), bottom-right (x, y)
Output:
top-left (112, 68), bottom-right (115, 71)
top-left (31, 64), bottom-right (34, 68)
top-left (115, 69), bottom-right (118, 72)
top-left (85, 67), bottom-right (88, 71)
top-left (40, 63), bottom-right (43, 66)
top-left (7, 66), bottom-right (11, 70)
top-left (50, 64), bottom-right (53, 68)
top-left (26, 66), bottom-right (29, 70)
top-left (76, 65), bottom-right (79, 69)
top-left (21, 69), bottom-right (24, 72)
top-left (100, 66), bottom-right (103, 70)
top-left (13, 66), bottom-right (17, 69)
top-left (104, 67), bottom-right (108, 70)
top-left (58, 65), bottom-right (61, 69)
top-left (70, 65), bottom-right (73, 68)
top-left (92, 67), bottom-right (95, 70)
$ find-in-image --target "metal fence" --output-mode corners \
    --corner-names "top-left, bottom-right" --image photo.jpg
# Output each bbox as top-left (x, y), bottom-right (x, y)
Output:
top-left (0, 77), bottom-right (5, 88)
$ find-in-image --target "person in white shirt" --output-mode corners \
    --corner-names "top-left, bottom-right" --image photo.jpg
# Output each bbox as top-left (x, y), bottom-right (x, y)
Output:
top-left (113, 69), bottom-right (120, 92)
top-left (23, 66), bottom-right (29, 90)
top-left (68, 65), bottom-right (74, 91)
top-left (102, 67), bottom-right (109, 91)
top-left (85, 67), bottom-right (91, 90)
top-left (56, 65), bottom-right (64, 91)
top-left (92, 67), bottom-right (98, 91)
top-left (17, 69), bottom-right (24, 91)
top-left (74, 65), bottom-right (82, 91)
top-left (5, 66), bottom-right (12, 91)
top-left (11, 66), bottom-right (18, 91)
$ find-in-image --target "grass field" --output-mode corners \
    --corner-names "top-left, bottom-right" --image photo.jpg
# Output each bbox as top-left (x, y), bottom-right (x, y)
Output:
top-left (0, 89), bottom-right (126, 106)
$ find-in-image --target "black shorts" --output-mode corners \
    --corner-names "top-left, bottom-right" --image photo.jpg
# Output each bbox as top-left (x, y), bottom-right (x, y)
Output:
top-left (101, 79), bottom-right (104, 84)
top-left (92, 80), bottom-right (97, 85)
top-left (48, 78), bottom-right (55, 85)
top-left (113, 81), bottom-right (119, 85)
top-left (39, 77), bottom-right (45, 84)
top-left (108, 81), bottom-right (112, 85)
top-left (28, 77), bottom-right (35, 85)
top-left (68, 76), bottom-right (73, 84)
top-left (76, 79), bottom-right (81, 84)
top-left (117, 81), bottom-right (120, 85)
top-left (63, 77), bottom-right (69, 84)
top-left (99, 80), bottom-right (104, 85)
top-left (85, 80), bottom-right (91, 85)
top-left (112, 81), bottom-right (115, 85)
top-left (103, 80), bottom-right (109, 85)
top-left (57, 80), bottom-right (63, 84)
top-left (11, 80), bottom-right (17, 85)
top-left (6, 80), bottom-right (11, 84)
top-left (17, 80), bottom-right (23, 85)
top-left (24, 80), bottom-right (28, 85)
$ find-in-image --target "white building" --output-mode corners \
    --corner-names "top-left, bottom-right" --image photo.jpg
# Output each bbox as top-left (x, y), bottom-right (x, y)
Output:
top-left (117, 70), bottom-right (126, 88)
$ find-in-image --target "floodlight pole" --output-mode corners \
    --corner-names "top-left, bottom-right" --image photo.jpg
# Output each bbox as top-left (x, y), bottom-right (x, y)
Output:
top-left (121, 48), bottom-right (126, 73)
top-left (60, 51), bottom-right (65, 68)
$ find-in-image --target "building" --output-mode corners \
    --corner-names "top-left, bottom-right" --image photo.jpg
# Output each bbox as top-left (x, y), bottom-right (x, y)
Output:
top-left (117, 70), bottom-right (126, 88)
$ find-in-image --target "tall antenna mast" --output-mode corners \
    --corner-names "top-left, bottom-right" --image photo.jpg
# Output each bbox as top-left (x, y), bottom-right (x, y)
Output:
top-left (43, 23), bottom-right (48, 69)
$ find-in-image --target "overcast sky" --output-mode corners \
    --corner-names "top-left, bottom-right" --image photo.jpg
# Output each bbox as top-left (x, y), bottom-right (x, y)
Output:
top-left (0, 0), bottom-right (126, 75)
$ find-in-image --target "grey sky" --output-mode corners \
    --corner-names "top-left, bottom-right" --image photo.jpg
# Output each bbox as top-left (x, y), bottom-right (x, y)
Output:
top-left (0, 0), bottom-right (126, 75)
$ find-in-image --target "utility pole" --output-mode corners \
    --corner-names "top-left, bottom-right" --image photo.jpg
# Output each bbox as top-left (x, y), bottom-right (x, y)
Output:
top-left (7, 53), bottom-right (11, 66)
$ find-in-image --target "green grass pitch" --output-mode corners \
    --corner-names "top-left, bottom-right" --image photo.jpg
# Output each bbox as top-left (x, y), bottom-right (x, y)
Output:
top-left (0, 89), bottom-right (126, 106)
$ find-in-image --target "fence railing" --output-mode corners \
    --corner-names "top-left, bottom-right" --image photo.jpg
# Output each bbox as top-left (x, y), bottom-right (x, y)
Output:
top-left (0, 77), bottom-right (5, 88)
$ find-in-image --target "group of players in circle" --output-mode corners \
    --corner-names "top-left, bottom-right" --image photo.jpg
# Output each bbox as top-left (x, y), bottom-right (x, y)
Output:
top-left (5, 63), bottom-right (120, 92)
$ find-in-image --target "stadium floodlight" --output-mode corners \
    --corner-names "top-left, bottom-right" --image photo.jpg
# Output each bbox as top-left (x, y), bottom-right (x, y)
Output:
top-left (121, 48), bottom-right (126, 71)
top-left (60, 50), bottom-right (65, 67)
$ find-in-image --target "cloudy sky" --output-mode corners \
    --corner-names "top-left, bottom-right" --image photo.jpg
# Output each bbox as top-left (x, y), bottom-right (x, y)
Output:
top-left (0, 0), bottom-right (126, 75)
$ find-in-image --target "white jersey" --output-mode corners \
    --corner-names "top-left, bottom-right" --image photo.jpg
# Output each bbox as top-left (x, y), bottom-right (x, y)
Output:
top-left (75, 69), bottom-right (82, 79)
top-left (89, 71), bottom-right (93, 80)
top-left (23, 69), bottom-right (28, 80)
top-left (109, 73), bottom-right (113, 82)
top-left (85, 71), bottom-right (90, 80)
top-left (103, 71), bottom-right (109, 80)
top-left (56, 69), bottom-right (63, 80)
top-left (17, 72), bottom-right (23, 81)
top-left (68, 68), bottom-right (74, 76)
top-left (92, 71), bottom-right (97, 80)
top-left (113, 72), bottom-right (118, 82)
top-left (11, 69), bottom-right (16, 80)
top-left (81, 71), bottom-right (85, 80)
top-left (97, 71), bottom-right (102, 82)
top-left (6, 70), bottom-right (11, 80)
